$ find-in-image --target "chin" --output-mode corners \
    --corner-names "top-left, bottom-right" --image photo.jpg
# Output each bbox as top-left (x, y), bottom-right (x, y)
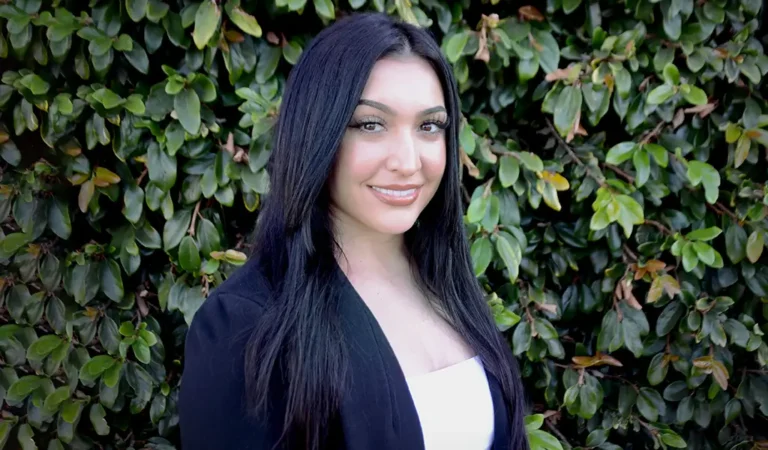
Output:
top-left (367, 215), bottom-right (419, 235)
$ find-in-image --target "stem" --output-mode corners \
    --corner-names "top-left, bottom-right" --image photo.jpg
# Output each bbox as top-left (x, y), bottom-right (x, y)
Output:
top-left (623, 244), bottom-right (639, 262)
top-left (644, 219), bottom-right (673, 236)
top-left (640, 121), bottom-right (666, 145)
top-left (545, 118), bottom-right (606, 185)
top-left (602, 163), bottom-right (635, 184)
top-left (136, 167), bottom-right (148, 186)
top-left (544, 420), bottom-right (570, 446)
top-left (188, 201), bottom-right (201, 236)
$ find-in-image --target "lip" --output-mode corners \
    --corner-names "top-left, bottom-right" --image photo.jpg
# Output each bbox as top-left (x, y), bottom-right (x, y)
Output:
top-left (368, 184), bottom-right (422, 206)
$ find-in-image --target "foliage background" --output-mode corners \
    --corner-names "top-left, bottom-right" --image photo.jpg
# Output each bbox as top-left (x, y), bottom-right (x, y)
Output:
top-left (1, 0), bottom-right (768, 448)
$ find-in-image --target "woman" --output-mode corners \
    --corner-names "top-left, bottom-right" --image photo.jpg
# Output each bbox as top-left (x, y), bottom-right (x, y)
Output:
top-left (179, 12), bottom-right (529, 450)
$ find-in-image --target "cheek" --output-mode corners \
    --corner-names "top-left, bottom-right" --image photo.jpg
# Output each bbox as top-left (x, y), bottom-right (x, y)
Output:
top-left (422, 141), bottom-right (447, 182)
top-left (332, 139), bottom-right (380, 191)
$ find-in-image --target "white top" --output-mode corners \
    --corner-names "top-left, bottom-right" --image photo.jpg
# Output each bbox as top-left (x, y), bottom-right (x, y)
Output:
top-left (405, 356), bottom-right (495, 450)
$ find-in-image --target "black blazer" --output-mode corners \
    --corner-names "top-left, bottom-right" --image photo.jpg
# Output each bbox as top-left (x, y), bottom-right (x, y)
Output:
top-left (179, 257), bottom-right (513, 449)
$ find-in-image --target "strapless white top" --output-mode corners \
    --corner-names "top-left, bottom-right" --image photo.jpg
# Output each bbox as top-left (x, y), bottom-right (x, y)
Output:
top-left (405, 356), bottom-right (495, 450)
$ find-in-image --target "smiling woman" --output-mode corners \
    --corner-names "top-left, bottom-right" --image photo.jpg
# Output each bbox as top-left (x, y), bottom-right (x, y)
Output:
top-left (179, 12), bottom-right (529, 450)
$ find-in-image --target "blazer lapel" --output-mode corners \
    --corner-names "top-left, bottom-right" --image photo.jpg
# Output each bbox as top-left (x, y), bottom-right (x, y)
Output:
top-left (486, 371), bottom-right (511, 450)
top-left (336, 266), bottom-right (424, 450)
top-left (334, 263), bottom-right (510, 450)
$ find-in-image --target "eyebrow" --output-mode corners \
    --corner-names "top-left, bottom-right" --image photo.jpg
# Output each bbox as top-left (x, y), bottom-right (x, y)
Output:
top-left (358, 99), bottom-right (447, 116)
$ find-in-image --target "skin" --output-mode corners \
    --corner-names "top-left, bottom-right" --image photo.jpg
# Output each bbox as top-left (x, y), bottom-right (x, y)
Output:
top-left (330, 54), bottom-right (475, 377)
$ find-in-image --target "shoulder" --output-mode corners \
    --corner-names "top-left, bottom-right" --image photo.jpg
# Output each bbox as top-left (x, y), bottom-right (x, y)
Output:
top-left (178, 258), bottom-right (279, 449)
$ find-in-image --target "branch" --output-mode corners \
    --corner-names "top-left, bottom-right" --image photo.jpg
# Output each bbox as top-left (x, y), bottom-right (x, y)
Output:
top-left (136, 168), bottom-right (148, 186)
top-left (602, 162), bottom-right (635, 184)
top-left (544, 420), bottom-right (571, 446)
top-left (707, 202), bottom-right (740, 222)
top-left (188, 201), bottom-right (201, 236)
top-left (640, 121), bottom-right (666, 145)
top-left (544, 118), bottom-right (606, 185)
top-left (644, 219), bottom-right (673, 236)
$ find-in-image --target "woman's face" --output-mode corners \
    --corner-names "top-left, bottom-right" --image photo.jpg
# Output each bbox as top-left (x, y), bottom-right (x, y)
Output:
top-left (329, 54), bottom-right (448, 238)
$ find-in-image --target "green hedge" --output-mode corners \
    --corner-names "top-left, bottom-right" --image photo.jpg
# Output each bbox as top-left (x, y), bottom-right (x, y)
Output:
top-left (1, 0), bottom-right (768, 448)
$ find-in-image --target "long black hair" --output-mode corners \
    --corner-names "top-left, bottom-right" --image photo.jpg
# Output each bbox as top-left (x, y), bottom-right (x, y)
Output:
top-left (245, 12), bottom-right (529, 450)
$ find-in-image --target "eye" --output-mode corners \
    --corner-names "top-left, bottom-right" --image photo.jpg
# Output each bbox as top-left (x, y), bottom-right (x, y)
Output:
top-left (420, 120), bottom-right (449, 134)
top-left (360, 122), bottom-right (384, 132)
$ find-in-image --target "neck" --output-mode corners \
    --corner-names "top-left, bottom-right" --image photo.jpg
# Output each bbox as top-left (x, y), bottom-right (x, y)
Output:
top-left (332, 211), bottom-right (412, 281)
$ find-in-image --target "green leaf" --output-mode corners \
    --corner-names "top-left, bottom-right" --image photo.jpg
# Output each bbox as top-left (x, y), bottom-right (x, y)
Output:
top-left (495, 233), bottom-right (520, 282)
top-left (313, 0), bottom-right (335, 19)
top-left (225, 4), bottom-right (262, 37)
top-left (725, 223), bottom-right (748, 264)
top-left (747, 231), bottom-right (764, 263)
top-left (17, 423), bottom-right (35, 450)
top-left (190, 75), bottom-right (217, 103)
top-left (26, 335), bottom-right (63, 361)
top-left (471, 237), bottom-right (493, 276)
top-left (531, 29), bottom-right (560, 74)
top-left (7, 375), bottom-right (43, 402)
top-left (100, 259), bottom-right (124, 302)
top-left (90, 403), bottom-right (110, 435)
top-left (647, 84), bottom-right (676, 104)
top-left (527, 429), bottom-right (564, 450)
top-left (196, 218), bottom-right (221, 257)
top-left (633, 148), bottom-right (650, 187)
top-left (616, 195), bottom-right (644, 238)
top-left (518, 152), bottom-right (544, 172)
top-left (113, 34), bottom-right (133, 52)
top-left (179, 235), bottom-right (202, 272)
top-left (163, 208), bottom-right (193, 251)
top-left (47, 197), bottom-right (71, 239)
top-left (553, 86), bottom-right (582, 138)
top-left (123, 184), bottom-right (144, 224)
top-left (585, 429), bottom-right (608, 447)
top-left (174, 88), bottom-right (201, 134)
top-left (662, 63), bottom-right (680, 85)
top-left (43, 385), bottom-right (70, 412)
top-left (685, 227), bottom-right (721, 241)
top-left (681, 84), bottom-right (708, 105)
top-left (132, 338), bottom-right (151, 364)
top-left (193, 0), bottom-right (221, 50)
top-left (127, 0), bottom-right (148, 22)
top-left (637, 387), bottom-right (663, 421)
top-left (606, 142), bottom-right (636, 165)
top-left (445, 31), bottom-right (470, 63)
top-left (79, 355), bottom-right (116, 382)
top-left (682, 242), bottom-right (699, 272)
top-left (512, 322), bottom-right (532, 355)
top-left (499, 156), bottom-right (520, 187)
top-left (124, 94), bottom-right (145, 115)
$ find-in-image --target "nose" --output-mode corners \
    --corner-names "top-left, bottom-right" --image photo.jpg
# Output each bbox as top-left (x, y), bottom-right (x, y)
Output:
top-left (385, 129), bottom-right (421, 175)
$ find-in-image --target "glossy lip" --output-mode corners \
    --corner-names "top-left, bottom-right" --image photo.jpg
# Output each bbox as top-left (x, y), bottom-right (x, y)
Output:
top-left (368, 184), bottom-right (422, 206)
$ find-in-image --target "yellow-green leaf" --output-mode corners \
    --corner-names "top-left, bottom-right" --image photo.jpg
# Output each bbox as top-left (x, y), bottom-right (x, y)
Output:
top-left (193, 0), bottom-right (221, 50)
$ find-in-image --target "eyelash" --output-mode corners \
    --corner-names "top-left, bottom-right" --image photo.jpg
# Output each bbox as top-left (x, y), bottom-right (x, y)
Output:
top-left (349, 117), bottom-right (450, 133)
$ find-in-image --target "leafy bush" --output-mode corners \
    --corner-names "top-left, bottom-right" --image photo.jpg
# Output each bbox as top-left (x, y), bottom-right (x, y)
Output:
top-left (1, 0), bottom-right (767, 449)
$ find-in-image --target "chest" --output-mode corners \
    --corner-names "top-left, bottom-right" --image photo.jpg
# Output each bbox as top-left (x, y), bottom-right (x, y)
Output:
top-left (335, 275), bottom-right (511, 450)
top-left (350, 279), bottom-right (476, 377)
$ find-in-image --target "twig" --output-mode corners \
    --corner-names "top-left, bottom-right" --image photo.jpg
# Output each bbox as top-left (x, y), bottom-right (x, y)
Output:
top-left (707, 202), bottom-right (740, 222)
top-left (602, 163), bottom-right (635, 184)
top-left (644, 219), bottom-right (673, 236)
top-left (640, 121), bottom-right (666, 145)
top-left (544, 420), bottom-right (571, 446)
top-left (623, 244), bottom-right (639, 262)
top-left (136, 168), bottom-right (148, 186)
top-left (544, 118), bottom-right (606, 185)
top-left (188, 201), bottom-right (201, 236)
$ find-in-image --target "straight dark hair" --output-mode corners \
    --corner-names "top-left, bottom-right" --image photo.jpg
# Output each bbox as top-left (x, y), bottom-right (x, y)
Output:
top-left (245, 12), bottom-right (529, 450)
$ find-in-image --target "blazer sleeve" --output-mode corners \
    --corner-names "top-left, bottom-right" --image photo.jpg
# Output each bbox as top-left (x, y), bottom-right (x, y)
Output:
top-left (179, 290), bottom-right (282, 450)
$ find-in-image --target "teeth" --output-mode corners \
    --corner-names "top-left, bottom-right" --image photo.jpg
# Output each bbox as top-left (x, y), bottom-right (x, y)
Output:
top-left (371, 187), bottom-right (417, 197)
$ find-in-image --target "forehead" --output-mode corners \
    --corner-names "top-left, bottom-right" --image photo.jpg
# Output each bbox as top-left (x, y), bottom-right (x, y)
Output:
top-left (359, 55), bottom-right (445, 111)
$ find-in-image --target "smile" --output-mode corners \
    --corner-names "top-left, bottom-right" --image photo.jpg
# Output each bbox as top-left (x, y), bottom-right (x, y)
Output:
top-left (368, 185), bottom-right (422, 206)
